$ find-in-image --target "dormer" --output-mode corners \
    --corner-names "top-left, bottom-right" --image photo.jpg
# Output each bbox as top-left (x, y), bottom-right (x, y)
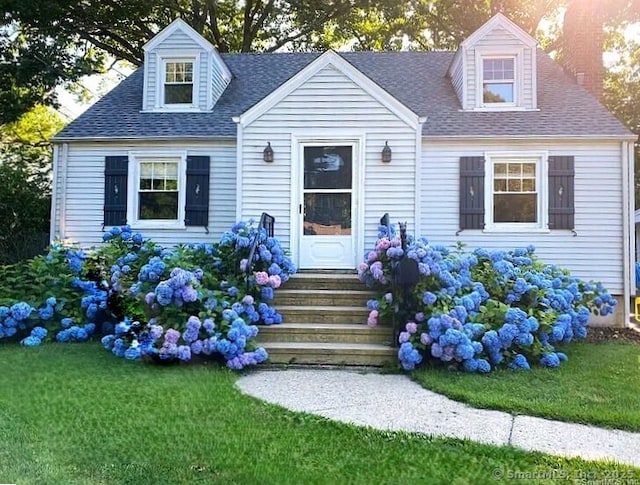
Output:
top-left (142, 18), bottom-right (231, 112)
top-left (448, 13), bottom-right (538, 111)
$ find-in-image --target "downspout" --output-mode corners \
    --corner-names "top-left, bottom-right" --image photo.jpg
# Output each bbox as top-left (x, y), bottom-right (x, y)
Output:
top-left (49, 144), bottom-right (60, 241)
top-left (232, 116), bottom-right (243, 221)
top-left (414, 117), bottom-right (427, 237)
top-left (621, 140), bottom-right (633, 327)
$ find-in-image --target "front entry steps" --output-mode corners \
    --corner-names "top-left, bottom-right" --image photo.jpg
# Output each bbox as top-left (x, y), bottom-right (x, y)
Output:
top-left (258, 272), bottom-right (396, 366)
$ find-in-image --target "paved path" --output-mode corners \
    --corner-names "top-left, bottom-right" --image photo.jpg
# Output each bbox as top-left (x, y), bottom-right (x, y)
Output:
top-left (236, 369), bottom-right (640, 467)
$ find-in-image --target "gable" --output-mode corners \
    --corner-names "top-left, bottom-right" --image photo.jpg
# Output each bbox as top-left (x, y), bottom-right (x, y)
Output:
top-left (449, 13), bottom-right (538, 111)
top-left (143, 18), bottom-right (215, 53)
top-left (236, 50), bottom-right (421, 129)
top-left (142, 18), bottom-right (231, 112)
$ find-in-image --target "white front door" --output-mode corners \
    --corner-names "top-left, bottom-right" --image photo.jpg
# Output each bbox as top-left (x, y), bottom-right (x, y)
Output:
top-left (298, 143), bottom-right (357, 269)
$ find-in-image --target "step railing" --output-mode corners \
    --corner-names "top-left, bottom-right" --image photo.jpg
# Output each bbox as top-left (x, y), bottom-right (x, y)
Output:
top-left (380, 214), bottom-right (419, 346)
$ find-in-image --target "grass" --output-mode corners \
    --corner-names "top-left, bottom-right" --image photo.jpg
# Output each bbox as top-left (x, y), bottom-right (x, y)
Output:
top-left (0, 344), bottom-right (638, 484)
top-left (413, 342), bottom-right (640, 431)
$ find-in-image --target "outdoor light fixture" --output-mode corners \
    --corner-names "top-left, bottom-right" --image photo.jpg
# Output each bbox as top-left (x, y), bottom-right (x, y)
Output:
top-left (263, 142), bottom-right (274, 163)
top-left (381, 141), bottom-right (392, 163)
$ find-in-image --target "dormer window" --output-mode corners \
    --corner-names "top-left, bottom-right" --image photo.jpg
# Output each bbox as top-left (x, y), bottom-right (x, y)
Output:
top-left (482, 57), bottom-right (515, 104)
top-left (164, 61), bottom-right (194, 105)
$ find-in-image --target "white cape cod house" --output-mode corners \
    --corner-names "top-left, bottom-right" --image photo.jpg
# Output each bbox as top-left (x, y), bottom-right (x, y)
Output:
top-left (52, 14), bottom-right (636, 326)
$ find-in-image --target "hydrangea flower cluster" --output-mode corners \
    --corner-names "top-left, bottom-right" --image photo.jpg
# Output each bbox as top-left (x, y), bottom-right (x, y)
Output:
top-left (101, 308), bottom-right (268, 370)
top-left (2, 220), bottom-right (294, 372)
top-left (0, 302), bottom-right (34, 340)
top-left (360, 228), bottom-right (617, 372)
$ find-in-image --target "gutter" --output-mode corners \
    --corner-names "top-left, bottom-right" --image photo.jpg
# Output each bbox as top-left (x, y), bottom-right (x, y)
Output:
top-left (51, 135), bottom-right (237, 143)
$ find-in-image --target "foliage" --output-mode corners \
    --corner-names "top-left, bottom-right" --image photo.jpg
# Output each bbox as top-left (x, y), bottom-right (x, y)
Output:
top-left (603, 33), bottom-right (640, 207)
top-left (359, 225), bottom-right (617, 372)
top-left (0, 106), bottom-right (65, 263)
top-left (0, 220), bottom-right (296, 370)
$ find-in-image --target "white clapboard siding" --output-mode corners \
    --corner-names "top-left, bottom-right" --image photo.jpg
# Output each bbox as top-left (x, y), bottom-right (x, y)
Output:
top-left (143, 52), bottom-right (157, 111)
top-left (54, 142), bottom-right (237, 248)
top-left (421, 140), bottom-right (625, 293)
top-left (211, 56), bottom-right (230, 107)
top-left (465, 26), bottom-right (535, 110)
top-left (450, 54), bottom-right (464, 107)
top-left (240, 64), bottom-right (417, 254)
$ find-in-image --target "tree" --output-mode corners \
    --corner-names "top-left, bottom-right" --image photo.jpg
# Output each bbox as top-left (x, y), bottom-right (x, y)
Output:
top-left (602, 34), bottom-right (640, 207)
top-left (0, 106), bottom-right (65, 263)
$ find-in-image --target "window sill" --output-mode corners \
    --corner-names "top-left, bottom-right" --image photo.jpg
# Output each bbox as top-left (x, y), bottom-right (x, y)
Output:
top-left (142, 107), bottom-right (205, 113)
top-left (130, 222), bottom-right (187, 231)
top-left (467, 107), bottom-right (539, 112)
top-left (482, 227), bottom-right (550, 234)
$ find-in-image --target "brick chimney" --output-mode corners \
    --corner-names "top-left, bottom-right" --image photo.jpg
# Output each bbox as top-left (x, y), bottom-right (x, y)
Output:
top-left (561, 0), bottom-right (605, 99)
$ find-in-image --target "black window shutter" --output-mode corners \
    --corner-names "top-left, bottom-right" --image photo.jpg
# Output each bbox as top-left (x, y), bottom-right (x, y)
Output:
top-left (104, 156), bottom-right (128, 226)
top-left (459, 156), bottom-right (485, 231)
top-left (185, 156), bottom-right (210, 229)
top-left (548, 156), bottom-right (575, 230)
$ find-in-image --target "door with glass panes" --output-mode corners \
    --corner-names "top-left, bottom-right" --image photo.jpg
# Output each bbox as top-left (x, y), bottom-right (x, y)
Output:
top-left (298, 143), bottom-right (356, 268)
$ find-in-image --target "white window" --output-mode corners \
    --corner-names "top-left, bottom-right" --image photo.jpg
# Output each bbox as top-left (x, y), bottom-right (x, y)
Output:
top-left (485, 152), bottom-right (548, 232)
top-left (128, 152), bottom-right (187, 228)
top-left (164, 61), bottom-right (193, 104)
top-left (482, 57), bottom-right (515, 104)
top-left (157, 55), bottom-right (199, 109)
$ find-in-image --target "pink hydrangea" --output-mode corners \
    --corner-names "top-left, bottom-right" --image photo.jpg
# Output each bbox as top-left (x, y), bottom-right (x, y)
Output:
top-left (367, 309), bottom-right (379, 327)
top-left (255, 271), bottom-right (269, 285)
top-left (367, 251), bottom-right (378, 263)
top-left (269, 274), bottom-right (282, 289)
top-left (376, 239), bottom-right (391, 252)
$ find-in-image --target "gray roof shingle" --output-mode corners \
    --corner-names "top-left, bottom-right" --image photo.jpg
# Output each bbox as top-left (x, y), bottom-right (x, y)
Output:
top-left (55, 50), bottom-right (632, 140)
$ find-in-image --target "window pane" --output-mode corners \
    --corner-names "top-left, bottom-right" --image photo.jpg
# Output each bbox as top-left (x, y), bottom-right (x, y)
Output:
top-left (507, 179), bottom-right (521, 192)
top-left (165, 179), bottom-right (178, 190)
top-left (139, 192), bottom-right (179, 220)
top-left (522, 163), bottom-right (535, 176)
top-left (165, 84), bottom-right (193, 104)
top-left (151, 178), bottom-right (164, 190)
top-left (522, 179), bottom-right (536, 192)
top-left (483, 83), bottom-right (514, 103)
top-left (494, 179), bottom-right (507, 192)
top-left (304, 146), bottom-right (352, 190)
top-left (165, 163), bottom-right (178, 179)
top-left (140, 162), bottom-right (153, 178)
top-left (494, 194), bottom-right (537, 223)
top-left (303, 193), bottom-right (351, 235)
top-left (507, 163), bottom-right (521, 176)
top-left (140, 178), bottom-right (152, 190)
top-left (494, 163), bottom-right (507, 176)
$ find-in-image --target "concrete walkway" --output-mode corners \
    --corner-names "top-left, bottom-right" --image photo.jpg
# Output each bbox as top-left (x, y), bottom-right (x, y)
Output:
top-left (236, 369), bottom-right (640, 467)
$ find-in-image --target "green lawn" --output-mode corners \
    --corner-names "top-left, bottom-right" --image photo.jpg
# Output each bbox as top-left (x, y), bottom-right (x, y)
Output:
top-left (0, 344), bottom-right (637, 485)
top-left (413, 342), bottom-right (640, 431)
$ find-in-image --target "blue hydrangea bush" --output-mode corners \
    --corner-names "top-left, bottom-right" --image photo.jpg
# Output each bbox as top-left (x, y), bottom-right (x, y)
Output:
top-left (0, 220), bottom-right (296, 370)
top-left (359, 225), bottom-right (617, 372)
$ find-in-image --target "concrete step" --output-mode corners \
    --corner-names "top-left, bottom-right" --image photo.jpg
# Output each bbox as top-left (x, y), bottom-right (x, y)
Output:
top-left (284, 273), bottom-right (365, 291)
top-left (273, 289), bottom-right (376, 307)
top-left (258, 323), bottom-right (393, 345)
top-left (262, 341), bottom-right (396, 366)
top-left (278, 305), bottom-right (370, 324)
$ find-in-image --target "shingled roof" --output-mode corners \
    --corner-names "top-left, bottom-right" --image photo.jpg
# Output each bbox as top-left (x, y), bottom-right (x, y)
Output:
top-left (55, 49), bottom-right (632, 141)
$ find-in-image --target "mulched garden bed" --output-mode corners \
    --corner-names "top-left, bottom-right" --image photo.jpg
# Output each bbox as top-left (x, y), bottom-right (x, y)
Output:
top-left (586, 326), bottom-right (640, 344)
